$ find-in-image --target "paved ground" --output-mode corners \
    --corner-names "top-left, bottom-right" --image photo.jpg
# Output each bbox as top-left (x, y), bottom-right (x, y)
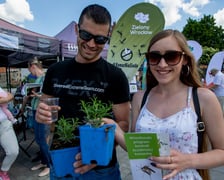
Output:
top-left (1, 128), bottom-right (224, 180)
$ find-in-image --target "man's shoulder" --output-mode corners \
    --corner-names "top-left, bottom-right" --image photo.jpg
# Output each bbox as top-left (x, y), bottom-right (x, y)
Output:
top-left (101, 59), bottom-right (122, 72)
top-left (48, 59), bottom-right (73, 70)
top-left (215, 72), bottom-right (224, 80)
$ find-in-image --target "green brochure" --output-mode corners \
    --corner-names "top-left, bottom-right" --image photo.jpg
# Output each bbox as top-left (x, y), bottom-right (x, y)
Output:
top-left (124, 133), bottom-right (170, 180)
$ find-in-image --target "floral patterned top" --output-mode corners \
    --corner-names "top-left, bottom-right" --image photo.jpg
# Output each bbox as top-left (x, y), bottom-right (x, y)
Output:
top-left (135, 87), bottom-right (202, 180)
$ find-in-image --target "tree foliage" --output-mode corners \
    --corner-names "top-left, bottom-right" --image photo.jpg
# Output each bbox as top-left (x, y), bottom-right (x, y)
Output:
top-left (182, 15), bottom-right (224, 51)
top-left (199, 46), bottom-right (219, 65)
top-left (182, 15), bottom-right (224, 65)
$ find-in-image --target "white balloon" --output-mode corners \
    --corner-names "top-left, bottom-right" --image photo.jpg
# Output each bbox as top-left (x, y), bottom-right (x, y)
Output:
top-left (187, 40), bottom-right (203, 61)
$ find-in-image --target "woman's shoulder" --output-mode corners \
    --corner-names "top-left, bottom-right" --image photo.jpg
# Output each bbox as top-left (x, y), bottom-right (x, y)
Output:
top-left (197, 87), bottom-right (216, 100)
top-left (196, 87), bottom-right (219, 109)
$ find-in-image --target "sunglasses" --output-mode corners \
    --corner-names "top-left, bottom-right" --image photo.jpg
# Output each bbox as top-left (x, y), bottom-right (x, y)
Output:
top-left (145, 50), bottom-right (185, 66)
top-left (78, 29), bottom-right (109, 45)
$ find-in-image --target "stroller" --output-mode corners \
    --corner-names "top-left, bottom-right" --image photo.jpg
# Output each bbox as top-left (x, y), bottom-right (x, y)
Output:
top-left (11, 84), bottom-right (36, 158)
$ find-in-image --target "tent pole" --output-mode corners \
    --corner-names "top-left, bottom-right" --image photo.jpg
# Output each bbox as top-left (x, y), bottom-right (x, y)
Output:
top-left (6, 66), bottom-right (11, 92)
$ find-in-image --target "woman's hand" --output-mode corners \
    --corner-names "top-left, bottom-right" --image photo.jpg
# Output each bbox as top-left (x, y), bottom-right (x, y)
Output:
top-left (150, 149), bottom-right (191, 180)
top-left (73, 152), bottom-right (97, 174)
top-left (31, 90), bottom-right (41, 98)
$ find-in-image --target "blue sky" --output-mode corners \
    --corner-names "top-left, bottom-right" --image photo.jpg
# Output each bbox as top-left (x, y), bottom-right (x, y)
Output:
top-left (0, 0), bottom-right (224, 37)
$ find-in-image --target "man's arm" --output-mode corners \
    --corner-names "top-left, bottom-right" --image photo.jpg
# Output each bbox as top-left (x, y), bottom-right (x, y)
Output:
top-left (112, 101), bottom-right (130, 132)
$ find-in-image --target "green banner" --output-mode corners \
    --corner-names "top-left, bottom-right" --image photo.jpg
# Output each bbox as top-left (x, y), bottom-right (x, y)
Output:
top-left (107, 3), bottom-right (165, 81)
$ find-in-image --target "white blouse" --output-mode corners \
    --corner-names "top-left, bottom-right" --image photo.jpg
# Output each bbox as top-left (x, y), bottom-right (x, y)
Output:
top-left (135, 87), bottom-right (202, 180)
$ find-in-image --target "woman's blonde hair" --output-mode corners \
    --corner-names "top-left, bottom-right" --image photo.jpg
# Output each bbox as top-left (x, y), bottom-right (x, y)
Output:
top-left (28, 56), bottom-right (42, 69)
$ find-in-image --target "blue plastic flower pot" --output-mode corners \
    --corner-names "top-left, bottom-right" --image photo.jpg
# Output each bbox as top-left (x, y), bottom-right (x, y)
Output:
top-left (79, 124), bottom-right (115, 166)
top-left (50, 146), bottom-right (80, 177)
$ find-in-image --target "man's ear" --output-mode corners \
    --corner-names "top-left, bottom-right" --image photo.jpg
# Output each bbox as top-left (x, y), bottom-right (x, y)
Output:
top-left (75, 23), bottom-right (79, 34)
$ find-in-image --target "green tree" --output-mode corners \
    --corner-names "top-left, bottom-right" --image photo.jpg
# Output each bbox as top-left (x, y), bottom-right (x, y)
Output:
top-left (199, 46), bottom-right (218, 65)
top-left (182, 15), bottom-right (224, 51)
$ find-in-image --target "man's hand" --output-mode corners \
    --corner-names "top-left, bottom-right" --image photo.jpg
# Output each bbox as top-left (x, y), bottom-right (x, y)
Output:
top-left (36, 101), bottom-right (60, 124)
top-left (73, 152), bottom-right (97, 174)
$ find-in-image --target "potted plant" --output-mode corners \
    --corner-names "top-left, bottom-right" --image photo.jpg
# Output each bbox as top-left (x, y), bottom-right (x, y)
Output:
top-left (50, 117), bottom-right (80, 178)
top-left (79, 97), bottom-right (116, 166)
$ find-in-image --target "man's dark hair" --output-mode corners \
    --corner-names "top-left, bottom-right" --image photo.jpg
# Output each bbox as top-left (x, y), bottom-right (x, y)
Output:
top-left (78, 4), bottom-right (111, 27)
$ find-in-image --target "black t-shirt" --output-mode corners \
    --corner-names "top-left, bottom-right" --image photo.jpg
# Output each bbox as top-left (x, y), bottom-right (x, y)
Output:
top-left (42, 57), bottom-right (130, 168)
top-left (43, 57), bottom-right (130, 119)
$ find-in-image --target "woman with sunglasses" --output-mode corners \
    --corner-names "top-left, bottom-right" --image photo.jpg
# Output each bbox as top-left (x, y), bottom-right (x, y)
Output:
top-left (104, 29), bottom-right (224, 180)
top-left (35, 4), bottom-right (130, 180)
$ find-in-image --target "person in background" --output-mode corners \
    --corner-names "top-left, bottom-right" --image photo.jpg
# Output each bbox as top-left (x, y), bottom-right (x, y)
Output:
top-left (17, 72), bottom-right (37, 127)
top-left (207, 68), bottom-right (224, 114)
top-left (0, 87), bottom-right (17, 124)
top-left (0, 90), bottom-right (19, 180)
top-left (27, 73), bottom-right (37, 83)
top-left (16, 72), bottom-right (39, 161)
top-left (27, 57), bottom-right (51, 177)
top-left (35, 4), bottom-right (130, 180)
top-left (104, 29), bottom-right (224, 180)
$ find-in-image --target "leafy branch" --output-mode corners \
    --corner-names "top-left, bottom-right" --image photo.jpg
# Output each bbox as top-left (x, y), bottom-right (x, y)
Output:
top-left (55, 116), bottom-right (80, 143)
top-left (80, 97), bottom-right (112, 128)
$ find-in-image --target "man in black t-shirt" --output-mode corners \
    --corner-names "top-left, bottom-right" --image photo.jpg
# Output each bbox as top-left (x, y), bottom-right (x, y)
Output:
top-left (36, 4), bottom-right (130, 180)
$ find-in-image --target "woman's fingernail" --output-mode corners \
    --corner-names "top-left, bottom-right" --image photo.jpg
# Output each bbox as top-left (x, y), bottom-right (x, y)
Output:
top-left (150, 162), bottom-right (156, 167)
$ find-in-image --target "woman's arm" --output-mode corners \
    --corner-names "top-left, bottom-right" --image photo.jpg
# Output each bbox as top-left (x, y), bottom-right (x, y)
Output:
top-left (191, 87), bottom-right (224, 168)
top-left (0, 91), bottom-right (13, 104)
top-left (112, 101), bottom-right (130, 132)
